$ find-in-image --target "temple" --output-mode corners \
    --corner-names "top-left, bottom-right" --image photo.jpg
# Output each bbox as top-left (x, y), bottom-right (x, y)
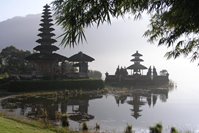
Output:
top-left (105, 51), bottom-right (169, 86)
top-left (26, 4), bottom-right (67, 78)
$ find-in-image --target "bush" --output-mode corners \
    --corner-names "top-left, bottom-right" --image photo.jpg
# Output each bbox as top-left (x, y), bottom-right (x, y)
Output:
top-left (82, 122), bottom-right (88, 131)
top-left (170, 127), bottom-right (178, 133)
top-left (150, 123), bottom-right (162, 133)
top-left (3, 79), bottom-right (104, 92)
top-left (61, 114), bottom-right (69, 127)
top-left (124, 125), bottom-right (133, 133)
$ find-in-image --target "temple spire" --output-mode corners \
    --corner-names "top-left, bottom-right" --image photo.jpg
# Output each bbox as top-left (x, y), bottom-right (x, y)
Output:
top-left (34, 4), bottom-right (58, 54)
top-left (25, 4), bottom-right (67, 78)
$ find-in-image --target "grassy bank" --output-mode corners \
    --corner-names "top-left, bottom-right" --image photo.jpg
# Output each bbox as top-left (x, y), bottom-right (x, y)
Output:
top-left (0, 116), bottom-right (55, 133)
top-left (0, 79), bottom-right (104, 92)
top-left (0, 115), bottom-right (182, 133)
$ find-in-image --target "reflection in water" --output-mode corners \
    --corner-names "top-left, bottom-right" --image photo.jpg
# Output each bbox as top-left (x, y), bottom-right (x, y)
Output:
top-left (1, 92), bottom-right (103, 123)
top-left (0, 86), bottom-right (173, 131)
top-left (113, 88), bottom-right (169, 119)
top-left (1, 92), bottom-right (102, 121)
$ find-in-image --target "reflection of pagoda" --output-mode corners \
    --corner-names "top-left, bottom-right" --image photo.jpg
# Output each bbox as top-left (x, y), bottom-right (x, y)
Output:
top-left (127, 95), bottom-right (146, 119)
top-left (127, 51), bottom-right (147, 75)
top-left (26, 4), bottom-right (67, 78)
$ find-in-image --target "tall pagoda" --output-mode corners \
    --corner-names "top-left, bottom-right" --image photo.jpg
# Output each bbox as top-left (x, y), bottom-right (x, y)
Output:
top-left (26, 4), bottom-right (67, 78)
top-left (127, 51), bottom-right (147, 75)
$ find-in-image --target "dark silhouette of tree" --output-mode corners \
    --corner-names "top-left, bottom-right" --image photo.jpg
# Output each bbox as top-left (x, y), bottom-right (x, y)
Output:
top-left (88, 70), bottom-right (102, 79)
top-left (0, 46), bottom-right (33, 74)
top-left (52, 0), bottom-right (199, 62)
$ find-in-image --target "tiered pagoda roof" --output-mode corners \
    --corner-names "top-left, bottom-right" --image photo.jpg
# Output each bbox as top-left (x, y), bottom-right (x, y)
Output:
top-left (26, 4), bottom-right (67, 61)
top-left (35, 4), bottom-right (57, 53)
top-left (127, 51), bottom-right (147, 74)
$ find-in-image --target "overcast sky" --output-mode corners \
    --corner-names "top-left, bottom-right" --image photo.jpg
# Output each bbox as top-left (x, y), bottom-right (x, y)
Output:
top-left (1, 0), bottom-right (199, 83)
top-left (0, 0), bottom-right (53, 21)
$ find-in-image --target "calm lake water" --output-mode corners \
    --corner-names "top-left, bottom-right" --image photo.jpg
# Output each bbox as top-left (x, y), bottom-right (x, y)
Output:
top-left (1, 81), bottom-right (199, 133)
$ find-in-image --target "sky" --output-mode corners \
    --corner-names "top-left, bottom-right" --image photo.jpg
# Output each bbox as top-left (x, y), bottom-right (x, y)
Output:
top-left (1, 0), bottom-right (199, 83)
top-left (0, 0), bottom-right (53, 21)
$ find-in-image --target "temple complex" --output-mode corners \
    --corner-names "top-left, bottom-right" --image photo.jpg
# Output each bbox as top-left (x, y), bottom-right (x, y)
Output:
top-left (105, 51), bottom-right (169, 85)
top-left (25, 5), bottom-right (95, 79)
top-left (26, 4), bottom-right (67, 78)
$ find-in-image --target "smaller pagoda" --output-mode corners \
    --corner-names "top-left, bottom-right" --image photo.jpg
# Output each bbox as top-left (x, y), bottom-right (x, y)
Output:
top-left (127, 51), bottom-right (147, 75)
top-left (68, 51), bottom-right (94, 77)
top-left (26, 4), bottom-right (67, 78)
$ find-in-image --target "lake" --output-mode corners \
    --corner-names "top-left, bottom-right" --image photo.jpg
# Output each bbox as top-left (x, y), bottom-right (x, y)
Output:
top-left (0, 81), bottom-right (199, 133)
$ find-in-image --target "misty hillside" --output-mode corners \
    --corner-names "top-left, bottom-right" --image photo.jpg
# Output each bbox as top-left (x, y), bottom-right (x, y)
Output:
top-left (0, 14), bottom-right (127, 55)
top-left (0, 14), bottom-right (63, 51)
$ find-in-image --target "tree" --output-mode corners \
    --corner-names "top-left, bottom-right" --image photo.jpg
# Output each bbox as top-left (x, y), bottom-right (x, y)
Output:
top-left (0, 46), bottom-right (33, 75)
top-left (88, 70), bottom-right (102, 79)
top-left (52, 0), bottom-right (199, 62)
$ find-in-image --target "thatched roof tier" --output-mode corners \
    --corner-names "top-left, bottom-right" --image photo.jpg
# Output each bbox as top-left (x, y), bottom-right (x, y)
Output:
top-left (44, 4), bottom-right (50, 8)
top-left (37, 32), bottom-right (55, 37)
top-left (43, 9), bottom-right (50, 12)
top-left (43, 6), bottom-right (50, 12)
top-left (39, 27), bottom-right (55, 32)
top-left (40, 23), bottom-right (53, 27)
top-left (33, 45), bottom-right (59, 52)
top-left (130, 58), bottom-right (144, 62)
top-left (41, 18), bottom-right (53, 22)
top-left (41, 14), bottom-right (52, 18)
top-left (36, 38), bottom-right (57, 44)
top-left (42, 11), bottom-right (51, 14)
top-left (127, 64), bottom-right (147, 70)
top-left (132, 51), bottom-right (143, 57)
top-left (39, 24), bottom-right (54, 28)
top-left (68, 52), bottom-right (95, 62)
top-left (25, 53), bottom-right (67, 61)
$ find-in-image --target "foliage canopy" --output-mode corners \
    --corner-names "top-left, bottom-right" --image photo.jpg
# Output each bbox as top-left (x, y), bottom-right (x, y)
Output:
top-left (52, 0), bottom-right (199, 62)
top-left (0, 46), bottom-right (33, 74)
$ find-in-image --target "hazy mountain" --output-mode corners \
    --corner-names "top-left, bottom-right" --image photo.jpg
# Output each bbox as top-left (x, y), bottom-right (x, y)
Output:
top-left (0, 14), bottom-right (69, 52)
top-left (0, 14), bottom-right (40, 50)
